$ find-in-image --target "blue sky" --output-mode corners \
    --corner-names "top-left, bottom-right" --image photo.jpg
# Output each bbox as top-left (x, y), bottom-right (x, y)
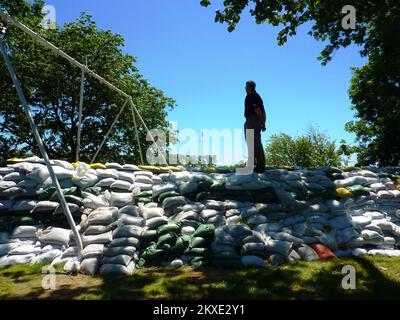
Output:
top-left (27, 0), bottom-right (366, 164)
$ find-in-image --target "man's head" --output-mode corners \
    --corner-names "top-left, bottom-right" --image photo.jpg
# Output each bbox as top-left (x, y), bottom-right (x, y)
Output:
top-left (246, 80), bottom-right (256, 94)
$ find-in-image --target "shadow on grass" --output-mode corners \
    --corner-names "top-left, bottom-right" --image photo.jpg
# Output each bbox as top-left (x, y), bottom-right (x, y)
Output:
top-left (2, 257), bottom-right (400, 300)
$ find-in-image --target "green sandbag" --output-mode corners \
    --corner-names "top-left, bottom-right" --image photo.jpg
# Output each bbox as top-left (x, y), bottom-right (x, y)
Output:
top-left (190, 236), bottom-right (210, 249)
top-left (142, 229), bottom-right (158, 242)
top-left (136, 258), bottom-right (146, 268)
top-left (253, 191), bottom-right (278, 203)
top-left (347, 184), bottom-right (370, 196)
top-left (330, 173), bottom-right (345, 180)
top-left (184, 247), bottom-right (210, 257)
top-left (16, 216), bottom-right (35, 226)
top-left (64, 195), bottom-right (83, 206)
top-left (157, 223), bottom-right (181, 236)
top-left (210, 181), bottom-right (225, 191)
top-left (83, 186), bottom-right (102, 196)
top-left (157, 232), bottom-right (178, 247)
top-left (190, 256), bottom-right (206, 268)
top-left (37, 187), bottom-right (56, 200)
top-left (139, 190), bottom-right (153, 198)
top-left (141, 243), bottom-right (165, 260)
top-left (170, 235), bottom-right (191, 253)
top-left (197, 179), bottom-right (214, 191)
top-left (157, 243), bottom-right (172, 251)
top-left (135, 197), bottom-right (152, 204)
top-left (158, 190), bottom-right (180, 203)
top-left (195, 191), bottom-right (224, 202)
top-left (193, 224), bottom-right (215, 239)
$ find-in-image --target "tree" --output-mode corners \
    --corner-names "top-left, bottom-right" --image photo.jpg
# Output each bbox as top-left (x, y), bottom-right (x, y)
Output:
top-left (265, 126), bottom-right (344, 168)
top-left (0, 0), bottom-right (175, 163)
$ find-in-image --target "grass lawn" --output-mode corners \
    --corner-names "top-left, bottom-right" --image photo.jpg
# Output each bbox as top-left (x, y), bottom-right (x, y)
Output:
top-left (1, 256), bottom-right (400, 299)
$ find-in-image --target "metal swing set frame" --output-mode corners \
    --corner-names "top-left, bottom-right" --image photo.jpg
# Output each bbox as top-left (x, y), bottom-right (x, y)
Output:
top-left (0, 8), bottom-right (167, 260)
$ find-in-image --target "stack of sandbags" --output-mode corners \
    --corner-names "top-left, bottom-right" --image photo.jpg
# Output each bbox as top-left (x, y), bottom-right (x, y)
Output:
top-left (79, 207), bottom-right (117, 275)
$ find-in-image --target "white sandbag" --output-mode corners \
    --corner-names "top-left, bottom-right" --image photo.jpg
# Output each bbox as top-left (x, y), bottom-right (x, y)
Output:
top-left (170, 259), bottom-right (184, 268)
top-left (54, 203), bottom-right (80, 215)
top-left (247, 214), bottom-right (268, 225)
top-left (264, 239), bottom-right (292, 256)
top-left (52, 166), bottom-right (74, 180)
top-left (146, 216), bottom-right (168, 229)
top-left (102, 254), bottom-right (132, 266)
top-left (377, 190), bottom-right (394, 199)
top-left (334, 176), bottom-right (368, 187)
top-left (241, 255), bottom-right (266, 268)
top-left (105, 162), bottom-right (123, 169)
top-left (0, 243), bottom-right (20, 256)
top-left (117, 214), bottom-right (145, 227)
top-left (11, 200), bottom-right (37, 212)
top-left (255, 223), bottom-right (282, 235)
top-left (11, 226), bottom-right (38, 239)
top-left (30, 201), bottom-right (59, 213)
top-left (30, 249), bottom-right (62, 264)
top-left (269, 253), bottom-right (287, 266)
top-left (1, 187), bottom-right (24, 199)
top-left (82, 232), bottom-right (113, 246)
top-left (0, 231), bottom-right (10, 244)
top-left (228, 172), bottom-right (257, 185)
top-left (224, 224), bottom-right (253, 240)
top-left (132, 183), bottom-right (152, 191)
top-left (336, 227), bottom-right (359, 245)
top-left (0, 167), bottom-right (15, 175)
top-left (226, 215), bottom-right (241, 225)
top-left (82, 244), bottom-right (105, 259)
top-left (96, 169), bottom-right (118, 179)
top-left (87, 207), bottom-right (118, 225)
top-left (140, 206), bottom-right (165, 219)
top-left (0, 254), bottom-right (36, 268)
top-left (82, 192), bottom-right (109, 209)
top-left (0, 180), bottom-right (17, 191)
top-left (61, 246), bottom-right (78, 258)
top-left (26, 166), bottom-right (49, 183)
top-left (99, 261), bottom-right (135, 275)
top-left (95, 178), bottom-right (116, 188)
top-left (80, 257), bottom-right (101, 275)
top-left (181, 226), bottom-right (195, 236)
top-left (103, 246), bottom-right (136, 257)
top-left (119, 205), bottom-right (140, 217)
top-left (135, 175), bottom-right (153, 185)
top-left (368, 249), bottom-right (400, 257)
top-left (295, 244), bottom-right (319, 261)
top-left (109, 192), bottom-right (133, 208)
top-left (116, 171), bottom-right (136, 184)
top-left (351, 216), bottom-right (372, 228)
top-left (273, 232), bottom-right (304, 245)
top-left (242, 242), bottom-right (265, 253)
top-left (112, 225), bottom-right (143, 239)
top-left (52, 160), bottom-right (74, 170)
top-left (111, 180), bottom-right (132, 191)
top-left (3, 172), bottom-right (25, 182)
top-left (122, 164), bottom-right (140, 171)
top-left (84, 224), bottom-right (115, 236)
top-left (9, 244), bottom-right (41, 255)
top-left (109, 237), bottom-right (140, 248)
top-left (361, 229), bottom-right (384, 241)
top-left (36, 227), bottom-right (71, 246)
top-left (201, 209), bottom-right (219, 220)
top-left (72, 173), bottom-right (98, 188)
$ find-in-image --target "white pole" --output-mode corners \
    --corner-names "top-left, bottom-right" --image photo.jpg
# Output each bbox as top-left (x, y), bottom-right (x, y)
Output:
top-left (0, 36), bottom-right (83, 260)
top-left (76, 64), bottom-right (85, 161)
top-left (130, 102), bottom-right (144, 164)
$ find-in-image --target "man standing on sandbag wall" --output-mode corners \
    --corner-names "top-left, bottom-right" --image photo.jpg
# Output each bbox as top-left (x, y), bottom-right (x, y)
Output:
top-left (244, 80), bottom-right (266, 174)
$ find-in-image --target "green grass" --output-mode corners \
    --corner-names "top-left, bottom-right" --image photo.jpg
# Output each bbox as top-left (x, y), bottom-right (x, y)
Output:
top-left (1, 257), bottom-right (400, 299)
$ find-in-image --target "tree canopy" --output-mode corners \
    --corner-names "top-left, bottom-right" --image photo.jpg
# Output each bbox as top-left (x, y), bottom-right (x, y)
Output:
top-left (265, 126), bottom-right (346, 168)
top-left (0, 0), bottom-right (175, 163)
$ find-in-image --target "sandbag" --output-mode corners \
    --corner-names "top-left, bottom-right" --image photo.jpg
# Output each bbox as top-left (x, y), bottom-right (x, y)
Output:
top-left (146, 216), bottom-right (168, 229)
top-left (103, 246), bottom-right (136, 257)
top-left (113, 225), bottom-right (143, 239)
top-left (310, 243), bottom-right (336, 261)
top-left (36, 227), bottom-right (71, 246)
top-left (31, 249), bottom-right (62, 264)
top-left (264, 239), bottom-right (292, 256)
top-left (0, 254), bottom-right (36, 268)
top-left (80, 257), bottom-right (101, 275)
top-left (11, 226), bottom-right (38, 239)
top-left (109, 237), bottom-right (140, 248)
top-left (295, 244), bottom-right (319, 261)
top-left (109, 192), bottom-right (133, 208)
top-left (102, 254), bottom-right (132, 266)
top-left (99, 262), bottom-right (135, 275)
top-left (82, 232), bottom-right (113, 246)
top-left (119, 205), bottom-right (140, 217)
top-left (241, 255), bottom-right (266, 267)
top-left (87, 207), bottom-right (118, 225)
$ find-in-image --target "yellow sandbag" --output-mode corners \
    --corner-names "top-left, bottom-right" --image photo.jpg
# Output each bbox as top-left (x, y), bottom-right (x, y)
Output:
top-left (139, 165), bottom-right (160, 171)
top-left (159, 166), bottom-right (182, 172)
top-left (396, 178), bottom-right (400, 185)
top-left (203, 167), bottom-right (217, 173)
top-left (71, 161), bottom-right (80, 169)
top-left (6, 157), bottom-right (23, 163)
top-left (90, 163), bottom-right (107, 169)
top-left (336, 187), bottom-right (353, 197)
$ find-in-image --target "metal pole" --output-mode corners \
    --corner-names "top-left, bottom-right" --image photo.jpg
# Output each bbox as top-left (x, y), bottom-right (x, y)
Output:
top-left (90, 99), bottom-right (129, 164)
top-left (0, 36), bottom-right (83, 261)
top-left (76, 61), bottom-right (85, 161)
top-left (129, 99), bottom-right (168, 165)
top-left (130, 102), bottom-right (144, 164)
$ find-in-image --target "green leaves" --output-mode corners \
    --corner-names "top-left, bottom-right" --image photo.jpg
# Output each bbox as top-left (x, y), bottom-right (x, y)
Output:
top-left (0, 2), bottom-right (175, 164)
top-left (265, 125), bottom-right (344, 168)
